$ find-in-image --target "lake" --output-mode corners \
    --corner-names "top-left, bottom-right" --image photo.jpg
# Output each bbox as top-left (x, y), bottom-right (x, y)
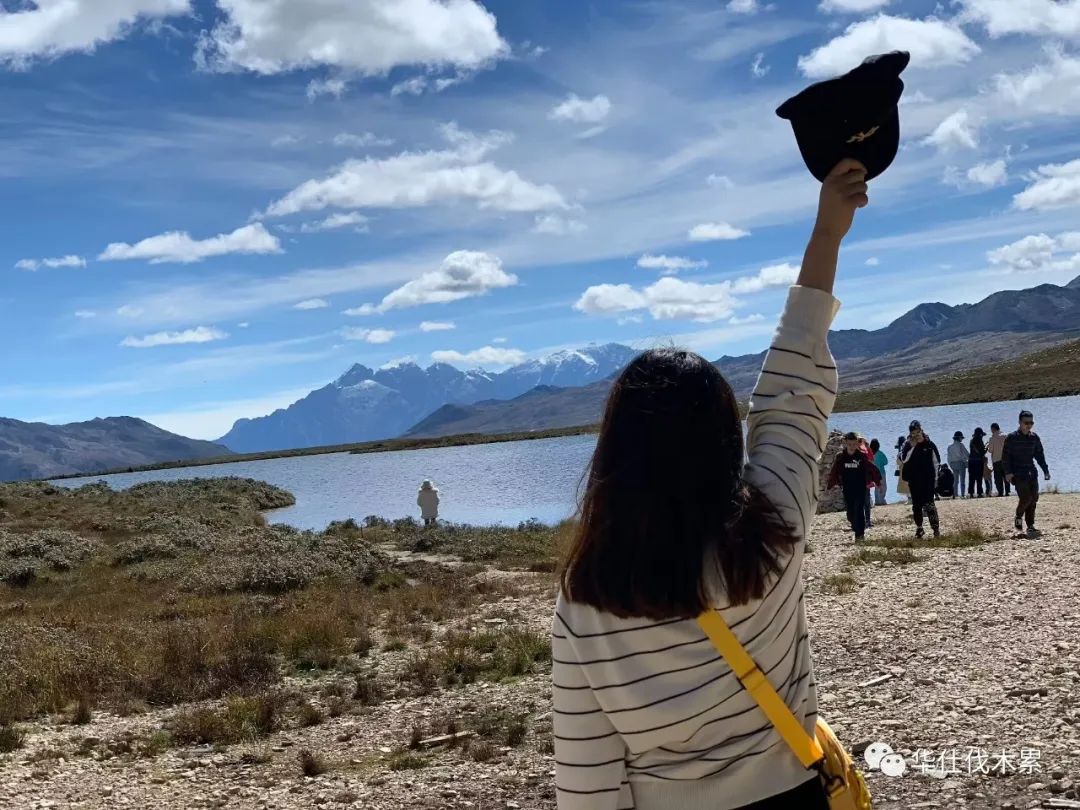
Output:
top-left (56, 395), bottom-right (1077, 529)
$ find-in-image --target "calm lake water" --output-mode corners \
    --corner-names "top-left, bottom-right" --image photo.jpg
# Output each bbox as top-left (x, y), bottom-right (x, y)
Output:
top-left (56, 395), bottom-right (1077, 529)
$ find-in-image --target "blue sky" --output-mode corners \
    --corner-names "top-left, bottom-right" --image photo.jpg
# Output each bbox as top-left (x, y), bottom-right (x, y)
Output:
top-left (2, 0), bottom-right (1079, 439)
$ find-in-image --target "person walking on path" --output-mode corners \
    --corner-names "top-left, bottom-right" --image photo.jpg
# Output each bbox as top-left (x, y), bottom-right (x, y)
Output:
top-left (417, 480), bottom-right (440, 527)
top-left (553, 159), bottom-right (868, 810)
top-left (829, 432), bottom-right (882, 541)
top-left (858, 436), bottom-right (875, 528)
top-left (1004, 410), bottom-right (1051, 537)
top-left (901, 420), bottom-right (941, 539)
top-left (947, 431), bottom-right (969, 499)
top-left (870, 438), bottom-right (889, 505)
top-left (895, 435), bottom-right (911, 502)
top-left (988, 423), bottom-right (1010, 496)
top-left (968, 428), bottom-right (987, 497)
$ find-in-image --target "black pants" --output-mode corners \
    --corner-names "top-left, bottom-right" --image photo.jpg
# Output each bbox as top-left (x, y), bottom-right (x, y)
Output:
top-left (993, 461), bottom-right (1011, 496)
top-left (911, 486), bottom-right (940, 534)
top-left (967, 459), bottom-right (984, 496)
top-left (736, 776), bottom-right (828, 810)
top-left (844, 490), bottom-right (866, 537)
top-left (1015, 478), bottom-right (1040, 527)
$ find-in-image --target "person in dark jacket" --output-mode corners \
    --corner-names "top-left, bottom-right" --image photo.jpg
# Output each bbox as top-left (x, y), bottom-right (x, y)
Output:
top-left (829, 431), bottom-right (882, 542)
top-left (968, 427), bottom-right (987, 497)
top-left (1003, 410), bottom-right (1051, 537)
top-left (901, 420), bottom-right (941, 538)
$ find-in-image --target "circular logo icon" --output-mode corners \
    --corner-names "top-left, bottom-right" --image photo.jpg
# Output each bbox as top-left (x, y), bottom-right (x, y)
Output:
top-left (864, 741), bottom-right (894, 770)
top-left (880, 753), bottom-right (907, 778)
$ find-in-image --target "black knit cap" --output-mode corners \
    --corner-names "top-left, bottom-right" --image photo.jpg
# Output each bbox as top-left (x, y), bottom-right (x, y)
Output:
top-left (776, 51), bottom-right (910, 182)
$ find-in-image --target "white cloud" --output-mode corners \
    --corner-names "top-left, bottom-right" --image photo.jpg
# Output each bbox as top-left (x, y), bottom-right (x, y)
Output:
top-left (344, 303), bottom-right (378, 317)
top-left (293, 298), bottom-right (329, 310)
top-left (0, 0), bottom-right (189, 68)
top-left (237, 322), bottom-right (250, 328)
top-left (617, 315), bottom-right (644, 326)
top-left (992, 46), bottom-right (1080, 115)
top-left (306, 77), bottom-right (348, 100)
top-left (1013, 160), bottom-right (1080, 211)
top-left (575, 262), bottom-right (797, 323)
top-left (340, 327), bottom-right (395, 344)
top-left (298, 212), bottom-right (370, 233)
top-left (730, 262), bottom-right (799, 293)
top-left (14, 254), bottom-right (86, 271)
top-left (964, 159), bottom-right (1009, 189)
top-left (958, 0), bottom-right (1080, 38)
top-left (121, 326), bottom-right (228, 349)
top-left (533, 214), bottom-right (586, 235)
top-left (729, 313), bottom-right (765, 324)
top-left (492, 336), bottom-right (508, 343)
top-left (74, 310), bottom-right (97, 319)
top-left (797, 15), bottom-right (980, 78)
top-left (271, 134), bottom-right (303, 148)
top-left (198, 0), bottom-right (508, 76)
top-left (431, 346), bottom-right (527, 367)
top-left (922, 109), bottom-right (979, 152)
top-left (688, 221), bottom-right (751, 242)
top-left (419, 321), bottom-right (456, 332)
top-left (727, 0), bottom-right (760, 13)
top-left (265, 123), bottom-right (566, 217)
top-left (332, 132), bottom-right (394, 148)
top-left (818, 0), bottom-right (892, 12)
top-left (987, 232), bottom-right (1080, 272)
top-left (390, 71), bottom-right (470, 97)
top-left (100, 223), bottom-right (281, 264)
top-left (379, 250), bottom-right (517, 312)
top-left (750, 52), bottom-right (769, 78)
top-left (865, 256), bottom-right (880, 267)
top-left (637, 254), bottom-right (708, 274)
top-left (706, 174), bottom-right (735, 189)
top-left (548, 93), bottom-right (612, 125)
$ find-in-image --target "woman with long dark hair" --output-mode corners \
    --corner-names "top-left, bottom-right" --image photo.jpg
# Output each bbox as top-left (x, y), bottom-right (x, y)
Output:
top-left (552, 160), bottom-right (869, 810)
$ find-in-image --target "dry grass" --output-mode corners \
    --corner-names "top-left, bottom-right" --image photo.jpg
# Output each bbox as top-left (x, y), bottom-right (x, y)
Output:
top-left (844, 546), bottom-right (920, 566)
top-left (821, 573), bottom-right (859, 594)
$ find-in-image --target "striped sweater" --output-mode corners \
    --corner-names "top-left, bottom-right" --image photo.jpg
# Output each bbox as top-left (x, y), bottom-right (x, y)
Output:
top-left (552, 285), bottom-right (840, 810)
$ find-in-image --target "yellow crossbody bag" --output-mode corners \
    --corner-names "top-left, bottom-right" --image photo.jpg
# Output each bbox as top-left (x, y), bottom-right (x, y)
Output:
top-left (697, 610), bottom-right (872, 810)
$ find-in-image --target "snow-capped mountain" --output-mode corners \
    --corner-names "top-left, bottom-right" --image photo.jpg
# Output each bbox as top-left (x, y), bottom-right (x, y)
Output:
top-left (217, 344), bottom-right (637, 452)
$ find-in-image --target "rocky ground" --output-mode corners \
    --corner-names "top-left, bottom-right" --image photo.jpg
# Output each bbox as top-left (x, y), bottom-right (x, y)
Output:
top-left (3, 491), bottom-right (1080, 810)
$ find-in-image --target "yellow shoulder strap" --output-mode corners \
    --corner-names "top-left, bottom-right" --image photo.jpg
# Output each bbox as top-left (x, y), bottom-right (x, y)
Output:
top-left (696, 609), bottom-right (824, 768)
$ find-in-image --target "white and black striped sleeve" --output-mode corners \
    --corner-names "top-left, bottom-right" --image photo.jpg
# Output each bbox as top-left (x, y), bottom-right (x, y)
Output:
top-left (552, 616), bottom-right (635, 810)
top-left (744, 285), bottom-right (840, 537)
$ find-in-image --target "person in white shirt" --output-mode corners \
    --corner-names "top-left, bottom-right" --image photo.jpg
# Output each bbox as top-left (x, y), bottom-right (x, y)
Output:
top-left (553, 160), bottom-right (868, 810)
top-left (417, 480), bottom-right (440, 526)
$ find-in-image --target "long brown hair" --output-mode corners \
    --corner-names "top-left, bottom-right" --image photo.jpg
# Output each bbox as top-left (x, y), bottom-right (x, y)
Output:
top-left (559, 348), bottom-right (798, 620)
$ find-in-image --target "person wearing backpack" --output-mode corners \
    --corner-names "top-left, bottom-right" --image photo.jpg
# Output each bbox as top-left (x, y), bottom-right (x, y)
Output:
top-left (554, 159), bottom-right (870, 810)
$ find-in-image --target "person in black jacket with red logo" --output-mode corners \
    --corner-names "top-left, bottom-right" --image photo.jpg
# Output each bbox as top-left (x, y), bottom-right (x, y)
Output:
top-left (900, 420), bottom-right (941, 539)
top-left (828, 431), bottom-right (882, 542)
top-left (1004, 410), bottom-right (1051, 537)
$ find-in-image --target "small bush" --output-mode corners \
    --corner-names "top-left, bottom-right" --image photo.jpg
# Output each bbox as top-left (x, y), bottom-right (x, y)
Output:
top-left (298, 748), bottom-right (329, 777)
top-left (0, 725), bottom-right (25, 753)
top-left (409, 726), bottom-right (424, 749)
top-left (387, 748), bottom-right (429, 771)
top-left (382, 638), bottom-right (406, 653)
top-left (373, 570), bottom-right (407, 591)
top-left (821, 573), bottom-right (859, 595)
top-left (139, 731), bottom-right (172, 758)
top-left (284, 613), bottom-right (348, 670)
top-left (353, 675), bottom-right (384, 706)
top-left (298, 702), bottom-right (323, 728)
top-left (170, 693), bottom-right (279, 746)
top-left (844, 547), bottom-right (919, 566)
top-left (469, 740), bottom-right (496, 763)
top-left (171, 707), bottom-right (235, 746)
top-left (71, 697), bottom-right (93, 726)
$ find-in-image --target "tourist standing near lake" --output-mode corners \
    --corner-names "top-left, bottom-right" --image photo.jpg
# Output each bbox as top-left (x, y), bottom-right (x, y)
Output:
top-left (828, 432), bottom-right (882, 542)
top-left (417, 480), bottom-right (440, 526)
top-left (901, 421), bottom-right (941, 539)
top-left (870, 438), bottom-right (889, 505)
top-left (895, 435), bottom-right (911, 502)
top-left (988, 423), bottom-right (1010, 496)
top-left (1004, 411), bottom-right (1051, 537)
top-left (968, 428), bottom-right (987, 497)
top-left (947, 431), bottom-right (969, 499)
top-left (553, 160), bottom-right (868, 810)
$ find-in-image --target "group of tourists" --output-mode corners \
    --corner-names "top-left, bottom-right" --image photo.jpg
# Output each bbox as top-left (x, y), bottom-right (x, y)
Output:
top-left (829, 410), bottom-right (1052, 543)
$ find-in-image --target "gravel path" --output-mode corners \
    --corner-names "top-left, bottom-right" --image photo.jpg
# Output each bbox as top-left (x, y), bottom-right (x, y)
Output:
top-left (3, 495), bottom-right (1079, 810)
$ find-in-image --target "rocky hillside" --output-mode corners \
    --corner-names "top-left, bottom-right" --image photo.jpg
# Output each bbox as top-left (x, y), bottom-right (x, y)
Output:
top-left (0, 417), bottom-right (230, 482)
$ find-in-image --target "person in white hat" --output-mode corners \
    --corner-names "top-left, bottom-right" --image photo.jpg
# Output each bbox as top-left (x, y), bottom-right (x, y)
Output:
top-left (417, 480), bottom-right (440, 527)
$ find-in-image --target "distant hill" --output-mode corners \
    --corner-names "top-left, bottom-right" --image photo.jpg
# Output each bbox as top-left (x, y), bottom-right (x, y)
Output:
top-left (406, 276), bottom-right (1080, 438)
top-left (218, 344), bottom-right (637, 453)
top-left (0, 417), bottom-right (230, 482)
